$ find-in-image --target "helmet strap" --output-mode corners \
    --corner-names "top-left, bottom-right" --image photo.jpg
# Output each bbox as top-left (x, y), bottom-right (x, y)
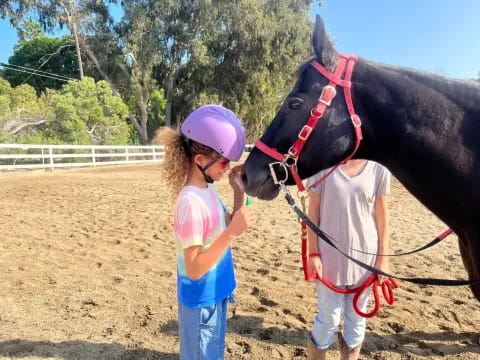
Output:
top-left (197, 153), bottom-right (222, 184)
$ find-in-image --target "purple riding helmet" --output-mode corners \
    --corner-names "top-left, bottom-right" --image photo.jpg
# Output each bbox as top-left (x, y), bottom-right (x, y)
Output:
top-left (181, 105), bottom-right (246, 161)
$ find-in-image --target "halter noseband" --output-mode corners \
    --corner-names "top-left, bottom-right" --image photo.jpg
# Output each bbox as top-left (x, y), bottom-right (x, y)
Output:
top-left (255, 54), bottom-right (363, 191)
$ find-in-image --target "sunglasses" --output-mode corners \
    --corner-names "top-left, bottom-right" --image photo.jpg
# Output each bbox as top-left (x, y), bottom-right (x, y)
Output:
top-left (203, 153), bottom-right (230, 171)
top-left (216, 158), bottom-right (230, 169)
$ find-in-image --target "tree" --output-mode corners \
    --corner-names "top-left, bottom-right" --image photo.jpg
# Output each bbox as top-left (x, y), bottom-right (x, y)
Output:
top-left (188, 0), bottom-right (315, 139)
top-left (3, 35), bottom-right (78, 92)
top-left (120, 0), bottom-right (315, 139)
top-left (147, 88), bottom-right (166, 136)
top-left (0, 0), bottom-right (113, 79)
top-left (2, 0), bottom-right (319, 143)
top-left (0, 77), bottom-right (55, 137)
top-left (46, 77), bottom-right (134, 144)
top-left (17, 19), bottom-right (44, 40)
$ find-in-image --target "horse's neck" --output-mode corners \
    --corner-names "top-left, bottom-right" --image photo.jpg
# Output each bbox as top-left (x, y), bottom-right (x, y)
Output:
top-left (353, 61), bottom-right (480, 227)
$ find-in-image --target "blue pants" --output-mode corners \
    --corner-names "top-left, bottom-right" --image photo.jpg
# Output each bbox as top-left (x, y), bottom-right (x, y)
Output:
top-left (311, 283), bottom-right (371, 350)
top-left (178, 297), bottom-right (230, 360)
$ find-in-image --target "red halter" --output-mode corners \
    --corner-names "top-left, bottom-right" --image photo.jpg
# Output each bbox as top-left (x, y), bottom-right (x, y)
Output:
top-left (255, 54), bottom-right (400, 318)
top-left (255, 54), bottom-right (363, 191)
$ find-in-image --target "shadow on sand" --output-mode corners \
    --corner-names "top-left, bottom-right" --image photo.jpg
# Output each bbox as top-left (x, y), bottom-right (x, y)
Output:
top-left (0, 339), bottom-right (178, 360)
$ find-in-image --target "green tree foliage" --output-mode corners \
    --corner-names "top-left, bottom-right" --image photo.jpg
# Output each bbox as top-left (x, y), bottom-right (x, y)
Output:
top-left (16, 19), bottom-right (44, 40)
top-left (0, 77), bottom-right (54, 138)
top-left (121, 0), bottom-right (315, 140)
top-left (3, 35), bottom-right (78, 92)
top-left (147, 88), bottom-right (166, 136)
top-left (0, 0), bottom-right (113, 79)
top-left (2, 0), bottom-right (319, 143)
top-left (198, 0), bottom-right (314, 139)
top-left (0, 76), bottom-right (136, 145)
top-left (45, 77), bottom-right (133, 145)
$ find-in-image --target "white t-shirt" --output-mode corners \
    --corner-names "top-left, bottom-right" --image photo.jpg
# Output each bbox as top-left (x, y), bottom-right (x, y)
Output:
top-left (306, 161), bottom-right (391, 286)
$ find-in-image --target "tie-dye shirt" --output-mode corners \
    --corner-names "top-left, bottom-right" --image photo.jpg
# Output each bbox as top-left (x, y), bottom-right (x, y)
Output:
top-left (174, 184), bottom-right (236, 308)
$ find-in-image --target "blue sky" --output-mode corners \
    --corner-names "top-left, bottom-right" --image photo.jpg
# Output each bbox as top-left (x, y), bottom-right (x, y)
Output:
top-left (1, 1), bottom-right (479, 79)
top-left (313, 1), bottom-right (480, 79)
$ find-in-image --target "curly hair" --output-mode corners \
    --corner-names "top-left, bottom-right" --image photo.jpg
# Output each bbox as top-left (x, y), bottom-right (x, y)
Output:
top-left (154, 127), bottom-right (215, 197)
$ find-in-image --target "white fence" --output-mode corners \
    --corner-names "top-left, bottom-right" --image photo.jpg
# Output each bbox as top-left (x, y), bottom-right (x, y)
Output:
top-left (0, 143), bottom-right (255, 171)
top-left (0, 144), bottom-right (164, 171)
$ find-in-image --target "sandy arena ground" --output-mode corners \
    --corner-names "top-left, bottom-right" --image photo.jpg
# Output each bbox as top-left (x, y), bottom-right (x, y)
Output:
top-left (0, 163), bottom-right (478, 360)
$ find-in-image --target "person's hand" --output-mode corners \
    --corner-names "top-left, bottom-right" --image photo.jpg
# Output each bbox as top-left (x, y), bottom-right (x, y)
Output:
top-left (375, 260), bottom-right (390, 284)
top-left (308, 255), bottom-right (322, 280)
top-left (226, 205), bottom-right (256, 237)
top-left (229, 165), bottom-right (244, 193)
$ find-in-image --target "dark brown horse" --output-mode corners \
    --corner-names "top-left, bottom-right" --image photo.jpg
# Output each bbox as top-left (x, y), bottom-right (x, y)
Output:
top-left (242, 15), bottom-right (480, 301)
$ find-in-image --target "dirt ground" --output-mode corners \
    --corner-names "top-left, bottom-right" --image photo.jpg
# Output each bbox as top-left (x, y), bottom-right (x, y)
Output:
top-left (0, 163), bottom-right (478, 360)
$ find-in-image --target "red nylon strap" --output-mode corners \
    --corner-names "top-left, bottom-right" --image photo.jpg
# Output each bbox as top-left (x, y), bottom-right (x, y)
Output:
top-left (307, 163), bottom-right (341, 190)
top-left (289, 164), bottom-right (305, 191)
top-left (301, 221), bottom-right (398, 318)
top-left (343, 57), bottom-right (357, 116)
top-left (254, 53), bottom-right (363, 192)
top-left (310, 60), bottom-right (351, 88)
top-left (438, 228), bottom-right (453, 240)
top-left (254, 139), bottom-right (284, 161)
top-left (307, 55), bottom-right (362, 186)
top-left (288, 57), bottom-right (348, 158)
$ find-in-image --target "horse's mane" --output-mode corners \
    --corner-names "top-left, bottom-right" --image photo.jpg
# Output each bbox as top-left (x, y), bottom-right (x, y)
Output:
top-left (296, 55), bottom-right (480, 111)
top-left (366, 60), bottom-right (480, 108)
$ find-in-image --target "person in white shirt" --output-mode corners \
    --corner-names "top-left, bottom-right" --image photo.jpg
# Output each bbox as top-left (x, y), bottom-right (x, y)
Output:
top-left (306, 159), bottom-right (391, 360)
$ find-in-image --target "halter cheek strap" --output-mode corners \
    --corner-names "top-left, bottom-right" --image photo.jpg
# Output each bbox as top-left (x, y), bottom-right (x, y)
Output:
top-left (254, 54), bottom-right (362, 191)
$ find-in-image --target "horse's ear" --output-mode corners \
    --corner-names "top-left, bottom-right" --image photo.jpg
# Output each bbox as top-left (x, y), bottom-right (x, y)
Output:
top-left (312, 15), bottom-right (338, 72)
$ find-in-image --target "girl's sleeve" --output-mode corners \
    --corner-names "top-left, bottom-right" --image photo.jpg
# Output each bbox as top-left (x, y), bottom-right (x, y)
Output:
top-left (174, 197), bottom-right (205, 250)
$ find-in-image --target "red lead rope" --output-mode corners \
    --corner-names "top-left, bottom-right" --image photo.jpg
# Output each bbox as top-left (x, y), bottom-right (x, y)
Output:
top-left (255, 54), bottom-right (399, 317)
top-left (301, 221), bottom-right (399, 318)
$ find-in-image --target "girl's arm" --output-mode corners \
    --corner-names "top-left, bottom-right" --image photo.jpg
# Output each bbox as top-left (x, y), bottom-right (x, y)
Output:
top-left (307, 191), bottom-right (323, 278)
top-left (307, 191), bottom-right (321, 254)
top-left (374, 194), bottom-right (390, 282)
top-left (184, 205), bottom-right (254, 280)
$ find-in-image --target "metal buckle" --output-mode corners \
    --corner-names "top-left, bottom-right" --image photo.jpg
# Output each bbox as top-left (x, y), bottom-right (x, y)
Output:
top-left (287, 146), bottom-right (298, 159)
top-left (298, 125), bottom-right (313, 141)
top-left (319, 85), bottom-right (337, 106)
top-left (351, 114), bottom-right (362, 127)
top-left (268, 161), bottom-right (289, 185)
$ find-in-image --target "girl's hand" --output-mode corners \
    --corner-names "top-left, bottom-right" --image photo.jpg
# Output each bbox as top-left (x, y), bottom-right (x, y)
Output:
top-left (308, 255), bottom-right (323, 280)
top-left (226, 205), bottom-right (256, 237)
top-left (374, 260), bottom-right (390, 284)
top-left (229, 165), bottom-right (244, 193)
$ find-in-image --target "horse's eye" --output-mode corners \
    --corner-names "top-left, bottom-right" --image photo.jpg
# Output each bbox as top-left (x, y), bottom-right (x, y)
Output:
top-left (288, 98), bottom-right (303, 110)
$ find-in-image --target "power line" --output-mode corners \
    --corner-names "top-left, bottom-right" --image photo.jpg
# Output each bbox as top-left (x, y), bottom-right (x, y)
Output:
top-left (1, 62), bottom-right (77, 81)
top-left (23, 44), bottom-right (75, 85)
top-left (0, 62), bottom-right (77, 82)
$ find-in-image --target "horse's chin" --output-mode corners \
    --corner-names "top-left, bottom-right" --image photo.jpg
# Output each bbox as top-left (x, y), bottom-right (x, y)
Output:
top-left (244, 178), bottom-right (280, 201)
top-left (255, 186), bottom-right (280, 201)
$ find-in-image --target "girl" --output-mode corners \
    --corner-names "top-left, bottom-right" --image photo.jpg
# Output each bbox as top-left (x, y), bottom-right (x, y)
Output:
top-left (306, 159), bottom-right (391, 360)
top-left (157, 105), bottom-right (255, 360)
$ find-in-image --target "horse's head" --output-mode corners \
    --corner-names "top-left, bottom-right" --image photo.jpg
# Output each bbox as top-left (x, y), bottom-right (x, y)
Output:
top-left (242, 15), bottom-right (362, 200)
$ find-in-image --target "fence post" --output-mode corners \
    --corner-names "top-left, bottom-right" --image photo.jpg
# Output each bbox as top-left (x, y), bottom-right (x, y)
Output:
top-left (152, 146), bottom-right (157, 160)
top-left (92, 147), bottom-right (96, 166)
top-left (125, 148), bottom-right (129, 161)
top-left (48, 147), bottom-right (54, 170)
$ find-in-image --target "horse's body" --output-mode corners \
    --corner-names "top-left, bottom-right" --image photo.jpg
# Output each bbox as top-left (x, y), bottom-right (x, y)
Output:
top-left (242, 16), bottom-right (480, 300)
